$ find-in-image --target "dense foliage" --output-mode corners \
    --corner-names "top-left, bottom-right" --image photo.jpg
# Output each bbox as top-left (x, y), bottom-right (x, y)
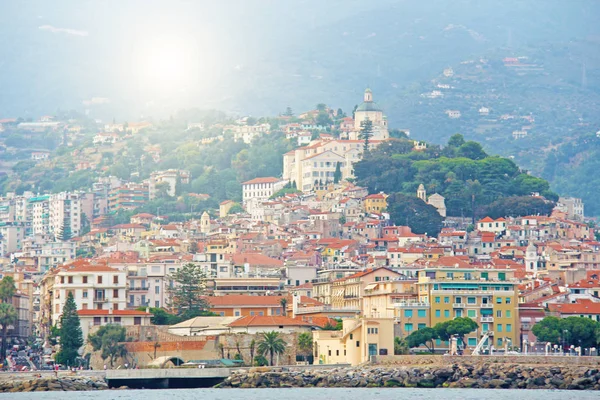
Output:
top-left (532, 316), bottom-right (600, 349)
top-left (88, 324), bottom-right (129, 367)
top-left (387, 193), bottom-right (444, 237)
top-left (355, 135), bottom-right (557, 221)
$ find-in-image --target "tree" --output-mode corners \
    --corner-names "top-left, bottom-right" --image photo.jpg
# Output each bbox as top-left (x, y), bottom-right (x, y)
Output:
top-left (457, 141), bottom-right (487, 160)
top-left (227, 204), bottom-right (244, 215)
top-left (316, 103), bottom-right (327, 112)
top-left (280, 297), bottom-right (288, 317)
top-left (387, 193), bottom-right (443, 236)
top-left (56, 218), bottom-right (73, 242)
top-left (253, 355), bottom-right (269, 366)
top-left (394, 337), bottom-right (409, 355)
top-left (137, 307), bottom-right (181, 325)
top-left (257, 331), bottom-right (287, 366)
top-left (316, 112), bottom-right (333, 127)
top-left (88, 324), bottom-right (128, 368)
top-left (55, 292), bottom-right (83, 366)
top-left (0, 303), bottom-right (17, 360)
top-left (283, 107), bottom-right (294, 117)
top-left (333, 162), bottom-right (342, 184)
top-left (297, 332), bottom-right (313, 363)
top-left (434, 317), bottom-right (478, 349)
top-left (406, 327), bottom-right (437, 353)
top-left (533, 316), bottom-right (600, 349)
top-left (359, 118), bottom-right (374, 155)
top-left (447, 133), bottom-right (466, 148)
top-left (168, 263), bottom-right (210, 318)
top-left (0, 276), bottom-right (16, 303)
top-left (249, 339), bottom-right (256, 363)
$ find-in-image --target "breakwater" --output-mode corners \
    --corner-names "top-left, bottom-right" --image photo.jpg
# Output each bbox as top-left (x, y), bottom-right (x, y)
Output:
top-left (0, 373), bottom-right (109, 392)
top-left (217, 363), bottom-right (600, 390)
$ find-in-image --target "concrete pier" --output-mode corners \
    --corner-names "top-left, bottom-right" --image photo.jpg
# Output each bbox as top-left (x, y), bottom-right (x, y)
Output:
top-left (105, 368), bottom-right (230, 389)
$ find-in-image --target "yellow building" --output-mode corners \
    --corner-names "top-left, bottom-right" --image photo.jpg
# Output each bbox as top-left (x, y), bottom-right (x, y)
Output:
top-left (219, 200), bottom-right (235, 218)
top-left (417, 267), bottom-right (520, 350)
top-left (331, 267), bottom-right (400, 311)
top-left (363, 193), bottom-right (388, 213)
top-left (313, 317), bottom-right (395, 365)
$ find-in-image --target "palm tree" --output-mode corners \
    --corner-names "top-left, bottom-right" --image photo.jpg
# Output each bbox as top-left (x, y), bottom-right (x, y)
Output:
top-left (280, 297), bottom-right (288, 317)
top-left (0, 303), bottom-right (17, 360)
top-left (297, 332), bottom-right (313, 364)
top-left (0, 277), bottom-right (16, 303)
top-left (249, 339), bottom-right (256, 363)
top-left (257, 331), bottom-right (286, 366)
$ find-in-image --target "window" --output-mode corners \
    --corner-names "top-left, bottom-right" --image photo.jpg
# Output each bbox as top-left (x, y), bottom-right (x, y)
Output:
top-left (336, 350), bottom-right (339, 356)
top-left (506, 324), bottom-right (512, 332)
top-left (496, 310), bottom-right (502, 318)
top-left (497, 324), bottom-right (503, 332)
top-left (113, 275), bottom-right (118, 284)
top-left (83, 291), bottom-right (88, 298)
top-left (98, 276), bottom-right (103, 284)
top-left (114, 317), bottom-right (121, 323)
top-left (506, 310), bottom-right (511, 318)
top-left (68, 276), bottom-right (73, 284)
top-left (444, 297), bottom-right (450, 304)
top-left (93, 317), bottom-right (101, 326)
top-left (467, 309), bottom-right (477, 318)
top-left (350, 334), bottom-right (353, 340)
top-left (455, 310), bottom-right (462, 318)
top-left (113, 303), bottom-right (119, 310)
top-left (155, 300), bottom-right (159, 307)
top-left (446, 272), bottom-right (454, 279)
top-left (444, 310), bottom-right (450, 318)
top-left (155, 286), bottom-right (160, 294)
top-left (455, 296), bottom-right (462, 304)
top-left (435, 297), bottom-right (440, 303)
top-left (259, 312), bottom-right (264, 316)
top-left (250, 312), bottom-right (255, 316)
top-left (467, 297), bottom-right (476, 304)
top-left (234, 311), bottom-right (240, 316)
top-left (418, 323), bottom-right (426, 330)
top-left (435, 310), bottom-right (441, 318)
top-left (404, 310), bottom-right (413, 318)
top-left (404, 323), bottom-right (413, 332)
top-left (82, 303), bottom-right (88, 310)
top-left (134, 317), bottom-right (141, 325)
top-left (505, 297), bottom-right (511, 304)
top-left (468, 338), bottom-right (477, 346)
top-left (60, 277), bottom-right (65, 284)
top-left (496, 297), bottom-right (502, 304)
top-left (356, 341), bottom-right (360, 347)
top-left (113, 289), bottom-right (119, 298)
top-left (83, 276), bottom-right (88, 284)
top-left (418, 310), bottom-right (426, 318)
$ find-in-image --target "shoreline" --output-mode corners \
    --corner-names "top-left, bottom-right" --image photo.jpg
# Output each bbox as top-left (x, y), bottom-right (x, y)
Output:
top-left (216, 363), bottom-right (600, 390)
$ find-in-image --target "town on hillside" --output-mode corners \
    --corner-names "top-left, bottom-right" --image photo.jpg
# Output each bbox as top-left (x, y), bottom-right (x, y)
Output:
top-left (0, 89), bottom-right (598, 371)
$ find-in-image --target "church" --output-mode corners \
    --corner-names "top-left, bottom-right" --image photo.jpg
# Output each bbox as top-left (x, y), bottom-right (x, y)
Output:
top-left (417, 184), bottom-right (446, 217)
top-left (349, 88), bottom-right (389, 141)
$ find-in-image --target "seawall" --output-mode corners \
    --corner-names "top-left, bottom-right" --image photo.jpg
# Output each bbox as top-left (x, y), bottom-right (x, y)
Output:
top-left (217, 360), bottom-right (600, 390)
top-left (0, 372), bottom-right (109, 392)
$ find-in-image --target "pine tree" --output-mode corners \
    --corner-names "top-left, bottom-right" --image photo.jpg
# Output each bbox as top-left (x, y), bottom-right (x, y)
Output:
top-left (333, 162), bottom-right (342, 184)
top-left (55, 292), bottom-right (83, 366)
top-left (359, 118), bottom-right (374, 156)
top-left (57, 217), bottom-right (72, 241)
top-left (168, 263), bottom-right (210, 319)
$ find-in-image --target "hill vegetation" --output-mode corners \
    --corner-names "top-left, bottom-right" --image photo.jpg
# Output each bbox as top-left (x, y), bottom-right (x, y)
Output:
top-left (355, 134), bottom-right (557, 227)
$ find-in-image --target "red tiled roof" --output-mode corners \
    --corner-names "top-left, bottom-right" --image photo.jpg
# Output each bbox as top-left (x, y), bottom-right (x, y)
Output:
top-left (77, 310), bottom-right (150, 316)
top-left (242, 177), bottom-right (280, 185)
top-left (548, 299), bottom-right (600, 315)
top-left (228, 315), bottom-right (312, 327)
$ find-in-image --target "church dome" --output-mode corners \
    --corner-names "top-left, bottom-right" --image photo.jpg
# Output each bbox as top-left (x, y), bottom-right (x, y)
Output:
top-left (356, 101), bottom-right (382, 112)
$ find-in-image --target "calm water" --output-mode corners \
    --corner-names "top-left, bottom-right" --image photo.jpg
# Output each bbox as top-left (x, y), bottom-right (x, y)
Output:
top-left (3, 388), bottom-right (599, 400)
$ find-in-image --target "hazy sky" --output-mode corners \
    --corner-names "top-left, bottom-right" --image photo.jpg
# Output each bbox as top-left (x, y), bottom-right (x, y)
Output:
top-left (1, 1), bottom-right (598, 121)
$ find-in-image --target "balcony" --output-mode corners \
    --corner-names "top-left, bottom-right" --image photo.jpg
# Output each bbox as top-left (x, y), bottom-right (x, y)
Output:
top-left (481, 317), bottom-right (494, 323)
top-left (93, 296), bottom-right (107, 303)
top-left (481, 304), bottom-right (494, 308)
top-left (452, 303), bottom-right (466, 308)
top-left (393, 302), bottom-right (430, 308)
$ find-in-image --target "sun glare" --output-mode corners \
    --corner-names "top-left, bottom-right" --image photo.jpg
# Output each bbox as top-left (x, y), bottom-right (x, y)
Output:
top-left (134, 36), bottom-right (198, 93)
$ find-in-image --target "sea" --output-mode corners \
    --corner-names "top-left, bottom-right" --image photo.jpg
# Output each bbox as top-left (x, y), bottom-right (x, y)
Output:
top-left (2, 388), bottom-right (599, 400)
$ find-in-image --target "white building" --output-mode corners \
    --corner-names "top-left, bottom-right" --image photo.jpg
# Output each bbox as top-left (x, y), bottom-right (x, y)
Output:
top-left (49, 192), bottom-right (82, 238)
top-left (557, 197), bottom-right (585, 221)
top-left (242, 177), bottom-right (287, 205)
top-left (0, 223), bottom-right (25, 256)
top-left (352, 89), bottom-right (389, 140)
top-left (445, 110), bottom-right (461, 119)
top-left (51, 264), bottom-right (128, 326)
top-left (78, 309), bottom-right (153, 343)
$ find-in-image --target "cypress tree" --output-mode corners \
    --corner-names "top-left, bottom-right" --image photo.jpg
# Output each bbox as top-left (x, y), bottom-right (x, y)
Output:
top-left (333, 162), bottom-right (342, 184)
top-left (55, 292), bottom-right (83, 366)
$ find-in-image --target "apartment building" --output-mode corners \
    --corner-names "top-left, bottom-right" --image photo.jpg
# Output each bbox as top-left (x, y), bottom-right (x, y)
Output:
top-left (417, 267), bottom-right (520, 350)
top-left (49, 263), bottom-right (127, 326)
top-left (49, 192), bottom-right (82, 238)
top-left (0, 223), bottom-right (25, 256)
top-left (242, 177), bottom-right (286, 204)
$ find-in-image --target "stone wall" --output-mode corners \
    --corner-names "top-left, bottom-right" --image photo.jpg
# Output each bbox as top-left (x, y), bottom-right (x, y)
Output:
top-left (219, 332), bottom-right (301, 366)
top-left (217, 363), bottom-right (600, 390)
top-left (376, 355), bottom-right (600, 366)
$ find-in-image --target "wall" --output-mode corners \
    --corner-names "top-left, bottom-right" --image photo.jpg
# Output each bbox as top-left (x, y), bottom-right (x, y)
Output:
top-left (376, 354), bottom-right (600, 366)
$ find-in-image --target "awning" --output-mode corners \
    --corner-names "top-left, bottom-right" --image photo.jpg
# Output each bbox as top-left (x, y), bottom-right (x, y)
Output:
top-left (364, 283), bottom-right (379, 291)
